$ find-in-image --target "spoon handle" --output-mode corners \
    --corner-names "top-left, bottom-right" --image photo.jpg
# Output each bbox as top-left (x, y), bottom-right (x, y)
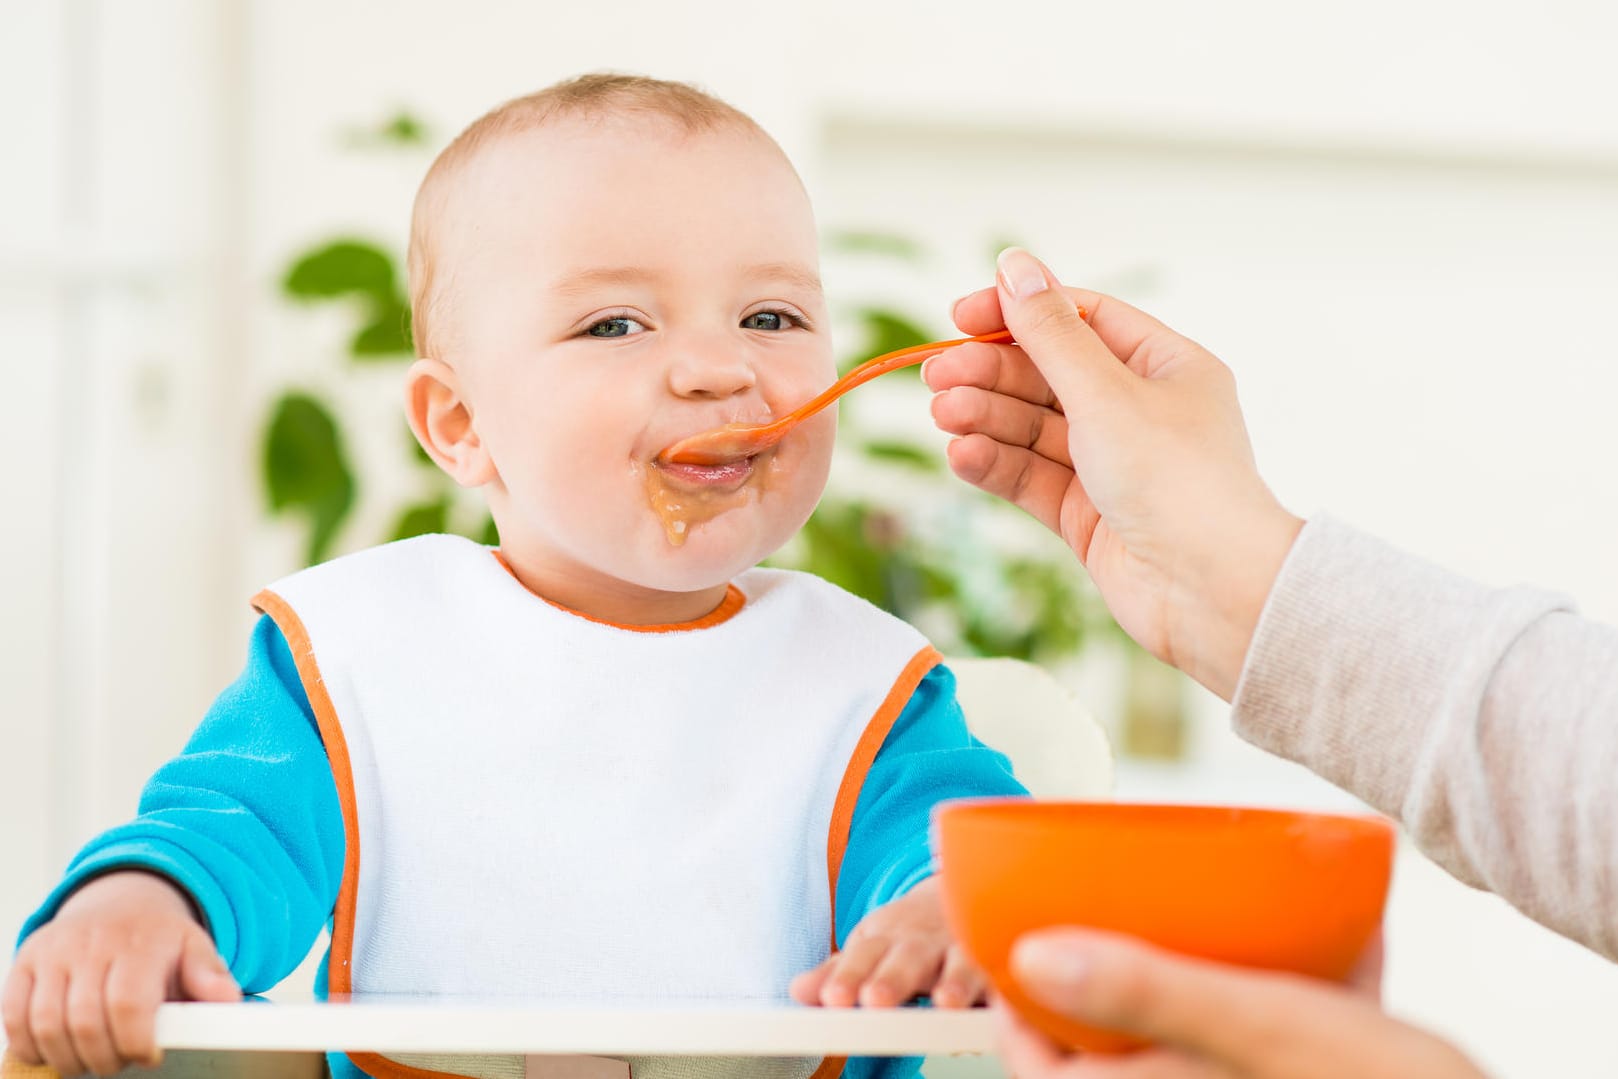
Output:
top-left (779, 329), bottom-right (1015, 429)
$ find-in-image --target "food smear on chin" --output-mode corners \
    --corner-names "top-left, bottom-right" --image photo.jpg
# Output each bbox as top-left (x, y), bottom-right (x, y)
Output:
top-left (638, 457), bottom-right (774, 546)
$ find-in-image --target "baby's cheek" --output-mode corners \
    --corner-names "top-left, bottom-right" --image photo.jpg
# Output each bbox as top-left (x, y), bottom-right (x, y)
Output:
top-left (791, 410), bottom-right (837, 487)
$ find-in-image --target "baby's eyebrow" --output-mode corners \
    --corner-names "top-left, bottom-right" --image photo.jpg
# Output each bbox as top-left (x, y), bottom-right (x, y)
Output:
top-left (549, 263), bottom-right (823, 298)
top-left (744, 262), bottom-right (824, 296)
top-left (550, 266), bottom-right (655, 297)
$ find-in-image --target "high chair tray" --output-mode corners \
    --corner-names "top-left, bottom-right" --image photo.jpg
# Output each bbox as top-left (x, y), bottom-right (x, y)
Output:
top-left (144, 995), bottom-right (996, 1056)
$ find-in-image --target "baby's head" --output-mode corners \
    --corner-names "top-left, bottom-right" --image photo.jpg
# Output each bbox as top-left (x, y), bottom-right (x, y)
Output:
top-left (404, 74), bottom-right (836, 614)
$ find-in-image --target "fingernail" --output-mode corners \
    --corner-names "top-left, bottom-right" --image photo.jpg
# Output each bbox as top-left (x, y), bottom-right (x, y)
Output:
top-left (919, 356), bottom-right (935, 383)
top-left (996, 247), bottom-right (1050, 299)
top-left (948, 293), bottom-right (971, 319)
top-left (1012, 935), bottom-right (1090, 999)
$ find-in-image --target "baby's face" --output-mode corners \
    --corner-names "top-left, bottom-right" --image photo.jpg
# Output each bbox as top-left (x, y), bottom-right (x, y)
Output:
top-left (443, 118), bottom-right (836, 597)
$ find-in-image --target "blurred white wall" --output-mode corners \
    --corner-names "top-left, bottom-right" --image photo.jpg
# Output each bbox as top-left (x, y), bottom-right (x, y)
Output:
top-left (2, 2), bottom-right (1616, 1076)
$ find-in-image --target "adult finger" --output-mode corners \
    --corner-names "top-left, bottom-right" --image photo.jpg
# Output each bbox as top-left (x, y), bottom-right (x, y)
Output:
top-left (992, 1001), bottom-right (1081, 1079)
top-left (944, 434), bottom-right (1090, 542)
top-left (1012, 930), bottom-right (1295, 1062)
top-left (1348, 928), bottom-right (1385, 1001)
top-left (859, 939), bottom-right (942, 1008)
top-left (64, 959), bottom-right (120, 1076)
top-left (930, 946), bottom-right (987, 1009)
top-left (2, 965), bottom-right (42, 1065)
top-left (994, 999), bottom-right (1229, 1079)
top-left (930, 384), bottom-right (1072, 468)
top-left (1067, 1052), bottom-right (1233, 1079)
top-left (921, 340), bottom-right (1064, 413)
top-left (30, 965), bottom-right (87, 1077)
top-left (1012, 929), bottom-right (1384, 1066)
top-left (958, 272), bottom-right (1189, 384)
top-left (990, 249), bottom-right (1122, 413)
top-left (105, 952), bottom-right (166, 1068)
top-left (952, 285), bottom-right (1097, 340)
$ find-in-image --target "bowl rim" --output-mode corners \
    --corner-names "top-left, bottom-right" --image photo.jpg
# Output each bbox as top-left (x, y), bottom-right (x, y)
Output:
top-left (933, 797), bottom-right (1396, 839)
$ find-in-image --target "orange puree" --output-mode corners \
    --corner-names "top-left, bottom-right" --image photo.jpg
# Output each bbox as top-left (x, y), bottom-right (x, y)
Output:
top-left (637, 458), bottom-right (776, 546)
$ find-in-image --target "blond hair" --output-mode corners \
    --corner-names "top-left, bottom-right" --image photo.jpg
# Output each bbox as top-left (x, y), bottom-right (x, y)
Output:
top-left (407, 73), bottom-right (769, 360)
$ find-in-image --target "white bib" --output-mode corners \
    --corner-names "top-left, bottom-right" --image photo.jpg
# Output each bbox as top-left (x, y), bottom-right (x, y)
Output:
top-left (254, 535), bottom-right (939, 1079)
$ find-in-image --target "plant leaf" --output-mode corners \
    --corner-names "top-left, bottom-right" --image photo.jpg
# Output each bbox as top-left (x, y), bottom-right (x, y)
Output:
top-left (823, 229), bottom-right (925, 261)
top-left (843, 309), bottom-right (936, 375)
top-left (389, 498), bottom-right (449, 542)
top-left (789, 501), bottom-right (887, 607)
top-left (986, 235), bottom-right (1025, 264)
top-left (283, 240), bottom-right (397, 302)
top-left (378, 112), bottom-right (429, 145)
top-left (351, 300), bottom-right (414, 357)
top-left (263, 392), bottom-right (356, 566)
top-left (861, 439), bottom-right (941, 472)
top-left (406, 423), bottom-right (434, 466)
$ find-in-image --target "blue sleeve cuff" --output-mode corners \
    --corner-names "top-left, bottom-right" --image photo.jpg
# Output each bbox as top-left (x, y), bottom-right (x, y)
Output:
top-left (886, 857), bottom-right (936, 901)
top-left (17, 840), bottom-right (239, 963)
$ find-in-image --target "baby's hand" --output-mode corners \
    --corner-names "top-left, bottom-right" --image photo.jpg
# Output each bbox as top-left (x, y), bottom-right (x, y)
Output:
top-left (790, 877), bottom-right (985, 1009)
top-left (2, 871), bottom-right (240, 1077)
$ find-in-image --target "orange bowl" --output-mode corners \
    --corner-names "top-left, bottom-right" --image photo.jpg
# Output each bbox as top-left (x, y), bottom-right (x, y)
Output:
top-left (934, 799), bottom-right (1395, 1053)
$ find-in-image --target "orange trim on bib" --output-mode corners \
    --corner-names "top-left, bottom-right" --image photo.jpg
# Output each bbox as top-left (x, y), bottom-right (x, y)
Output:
top-left (491, 550), bottom-right (746, 633)
top-left (824, 645), bottom-right (943, 944)
top-left (805, 1057), bottom-right (845, 1079)
top-left (255, 589), bottom-right (410, 1079)
top-left (341, 1052), bottom-right (477, 1079)
top-left (253, 588), bottom-right (361, 996)
top-left (812, 645), bottom-right (943, 1079)
top-left (256, 591), bottom-right (476, 1079)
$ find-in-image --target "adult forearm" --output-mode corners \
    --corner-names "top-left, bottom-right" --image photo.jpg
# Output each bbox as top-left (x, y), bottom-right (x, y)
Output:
top-left (1231, 515), bottom-right (1618, 959)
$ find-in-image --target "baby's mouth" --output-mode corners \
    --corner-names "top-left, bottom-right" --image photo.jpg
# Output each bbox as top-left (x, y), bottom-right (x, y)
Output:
top-left (653, 454), bottom-right (759, 491)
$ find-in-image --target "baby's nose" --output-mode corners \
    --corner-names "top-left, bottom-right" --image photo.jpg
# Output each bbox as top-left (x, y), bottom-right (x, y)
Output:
top-left (666, 350), bottom-right (757, 399)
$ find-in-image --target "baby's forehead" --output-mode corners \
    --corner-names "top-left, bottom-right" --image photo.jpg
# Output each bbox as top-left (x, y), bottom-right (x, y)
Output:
top-left (428, 115), bottom-right (815, 278)
top-left (442, 112), bottom-right (784, 218)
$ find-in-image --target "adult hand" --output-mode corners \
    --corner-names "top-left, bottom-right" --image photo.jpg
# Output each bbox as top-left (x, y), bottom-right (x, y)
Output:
top-left (996, 928), bottom-right (1488, 1078)
top-left (923, 248), bottom-right (1303, 699)
top-left (1, 871), bottom-right (240, 1077)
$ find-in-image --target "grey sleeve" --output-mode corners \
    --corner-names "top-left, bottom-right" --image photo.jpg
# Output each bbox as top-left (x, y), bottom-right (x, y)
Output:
top-left (1230, 514), bottom-right (1618, 960)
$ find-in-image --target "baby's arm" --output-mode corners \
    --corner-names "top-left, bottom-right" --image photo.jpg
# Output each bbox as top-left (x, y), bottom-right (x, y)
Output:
top-left (791, 663), bottom-right (1028, 1011)
top-left (2, 616), bottom-right (345, 1076)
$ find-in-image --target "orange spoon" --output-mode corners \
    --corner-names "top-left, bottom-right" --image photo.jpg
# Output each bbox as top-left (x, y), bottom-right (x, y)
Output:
top-left (658, 329), bottom-right (1016, 466)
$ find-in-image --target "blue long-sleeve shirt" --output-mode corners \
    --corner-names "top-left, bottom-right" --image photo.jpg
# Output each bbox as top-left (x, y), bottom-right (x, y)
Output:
top-left (20, 615), bottom-right (1026, 1078)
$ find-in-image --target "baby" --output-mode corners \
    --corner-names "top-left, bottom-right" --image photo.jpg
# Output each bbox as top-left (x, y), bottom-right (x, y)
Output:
top-left (2, 74), bottom-right (1026, 1079)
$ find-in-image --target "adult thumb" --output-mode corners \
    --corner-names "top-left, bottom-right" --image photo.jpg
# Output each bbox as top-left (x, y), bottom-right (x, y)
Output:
top-left (178, 931), bottom-right (241, 1002)
top-left (1010, 928), bottom-right (1284, 1062)
top-left (995, 247), bottom-right (1122, 409)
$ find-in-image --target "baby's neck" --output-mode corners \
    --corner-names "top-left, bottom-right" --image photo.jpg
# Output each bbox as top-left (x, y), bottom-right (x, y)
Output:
top-left (493, 549), bottom-right (735, 629)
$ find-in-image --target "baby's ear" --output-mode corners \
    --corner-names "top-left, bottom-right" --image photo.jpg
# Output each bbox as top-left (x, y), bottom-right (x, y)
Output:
top-left (404, 358), bottom-right (497, 488)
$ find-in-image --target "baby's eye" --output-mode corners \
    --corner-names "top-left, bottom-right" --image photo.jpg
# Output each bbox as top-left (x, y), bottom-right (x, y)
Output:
top-left (587, 316), bottom-right (647, 338)
top-left (741, 311), bottom-right (795, 332)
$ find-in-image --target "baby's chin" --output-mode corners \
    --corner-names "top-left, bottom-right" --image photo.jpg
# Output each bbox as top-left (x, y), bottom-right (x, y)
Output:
top-left (618, 510), bottom-right (801, 593)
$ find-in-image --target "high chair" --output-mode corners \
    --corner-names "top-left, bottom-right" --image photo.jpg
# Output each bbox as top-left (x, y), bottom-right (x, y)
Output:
top-left (946, 655), bottom-right (1113, 800)
top-left (1, 658), bottom-right (1111, 1079)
